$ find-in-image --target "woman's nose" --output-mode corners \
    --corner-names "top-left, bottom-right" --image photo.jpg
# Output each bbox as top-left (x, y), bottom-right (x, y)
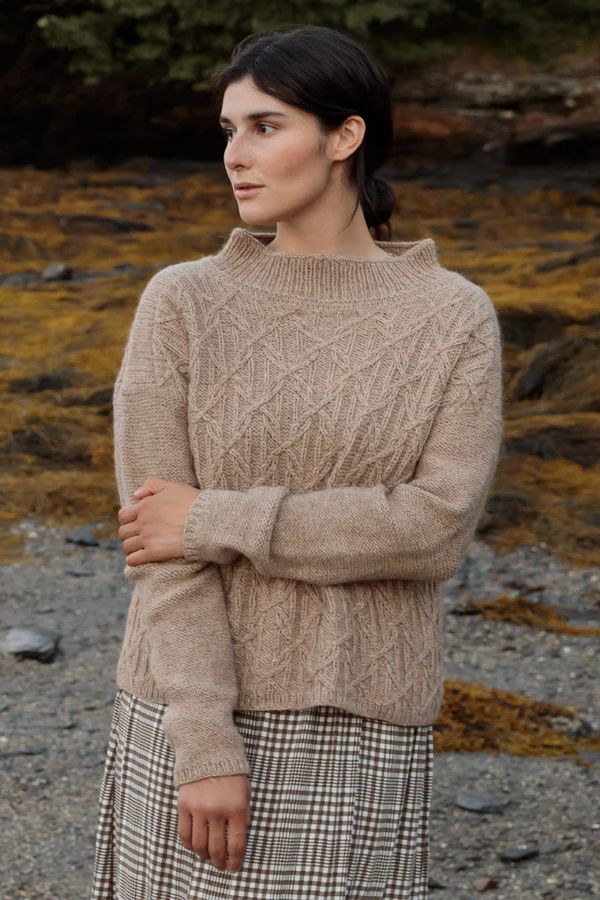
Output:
top-left (224, 136), bottom-right (253, 168)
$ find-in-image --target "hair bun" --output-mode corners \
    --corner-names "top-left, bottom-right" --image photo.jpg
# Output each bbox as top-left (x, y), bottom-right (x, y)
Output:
top-left (363, 174), bottom-right (395, 235)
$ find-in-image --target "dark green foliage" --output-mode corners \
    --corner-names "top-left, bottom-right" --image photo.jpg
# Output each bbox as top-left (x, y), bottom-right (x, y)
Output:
top-left (17, 0), bottom-right (600, 88)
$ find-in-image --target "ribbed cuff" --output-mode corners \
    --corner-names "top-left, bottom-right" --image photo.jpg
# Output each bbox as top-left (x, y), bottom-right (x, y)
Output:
top-left (182, 491), bottom-right (213, 563)
top-left (182, 485), bottom-right (290, 572)
top-left (174, 755), bottom-right (251, 788)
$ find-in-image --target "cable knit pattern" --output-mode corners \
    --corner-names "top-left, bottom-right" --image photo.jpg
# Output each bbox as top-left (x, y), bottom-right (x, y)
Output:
top-left (114, 226), bottom-right (504, 788)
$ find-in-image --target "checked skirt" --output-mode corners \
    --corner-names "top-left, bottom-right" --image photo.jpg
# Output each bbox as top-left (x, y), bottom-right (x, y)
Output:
top-left (90, 688), bottom-right (433, 899)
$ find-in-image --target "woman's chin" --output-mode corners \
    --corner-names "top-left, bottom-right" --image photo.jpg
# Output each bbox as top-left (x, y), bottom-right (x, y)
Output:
top-left (238, 208), bottom-right (276, 228)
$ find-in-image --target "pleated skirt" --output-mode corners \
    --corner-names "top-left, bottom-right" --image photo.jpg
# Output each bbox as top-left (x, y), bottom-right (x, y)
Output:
top-left (90, 688), bottom-right (434, 899)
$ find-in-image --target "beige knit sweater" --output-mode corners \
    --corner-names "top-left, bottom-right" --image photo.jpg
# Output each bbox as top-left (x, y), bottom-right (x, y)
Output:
top-left (113, 226), bottom-right (504, 788)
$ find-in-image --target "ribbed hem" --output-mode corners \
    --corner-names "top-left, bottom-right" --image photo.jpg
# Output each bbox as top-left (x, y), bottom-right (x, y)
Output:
top-left (116, 663), bottom-right (442, 730)
top-left (234, 687), bottom-right (443, 727)
top-left (207, 227), bottom-right (445, 303)
top-left (117, 654), bottom-right (169, 704)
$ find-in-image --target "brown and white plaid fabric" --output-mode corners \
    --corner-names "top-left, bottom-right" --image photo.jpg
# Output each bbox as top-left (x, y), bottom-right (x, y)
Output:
top-left (90, 689), bottom-right (433, 899)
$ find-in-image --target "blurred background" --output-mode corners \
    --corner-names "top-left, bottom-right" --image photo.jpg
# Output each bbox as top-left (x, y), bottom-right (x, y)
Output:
top-left (0, 3), bottom-right (599, 898)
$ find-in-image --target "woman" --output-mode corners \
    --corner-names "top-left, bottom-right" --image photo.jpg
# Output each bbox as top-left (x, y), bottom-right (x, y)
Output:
top-left (91, 24), bottom-right (503, 899)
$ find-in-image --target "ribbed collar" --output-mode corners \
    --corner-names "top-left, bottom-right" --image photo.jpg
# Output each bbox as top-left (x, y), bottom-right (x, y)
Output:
top-left (207, 227), bottom-right (444, 303)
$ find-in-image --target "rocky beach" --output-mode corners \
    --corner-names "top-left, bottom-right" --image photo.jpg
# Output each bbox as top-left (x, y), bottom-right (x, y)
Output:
top-left (0, 520), bottom-right (598, 898)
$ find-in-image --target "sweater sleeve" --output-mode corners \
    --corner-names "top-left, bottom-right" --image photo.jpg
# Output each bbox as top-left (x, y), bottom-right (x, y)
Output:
top-left (181, 295), bottom-right (504, 585)
top-left (113, 267), bottom-right (250, 787)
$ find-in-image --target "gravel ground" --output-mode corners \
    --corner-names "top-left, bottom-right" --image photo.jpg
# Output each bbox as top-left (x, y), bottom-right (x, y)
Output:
top-left (0, 518), bottom-right (598, 899)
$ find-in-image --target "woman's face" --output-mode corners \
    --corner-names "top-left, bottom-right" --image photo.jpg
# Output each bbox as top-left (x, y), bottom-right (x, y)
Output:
top-left (219, 75), bottom-right (357, 228)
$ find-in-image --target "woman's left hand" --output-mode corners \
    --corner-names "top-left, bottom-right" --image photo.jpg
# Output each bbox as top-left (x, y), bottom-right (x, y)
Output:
top-left (117, 477), bottom-right (201, 566)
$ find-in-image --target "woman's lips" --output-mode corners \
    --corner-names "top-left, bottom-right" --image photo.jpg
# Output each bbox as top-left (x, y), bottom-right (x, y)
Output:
top-left (234, 185), bottom-right (264, 197)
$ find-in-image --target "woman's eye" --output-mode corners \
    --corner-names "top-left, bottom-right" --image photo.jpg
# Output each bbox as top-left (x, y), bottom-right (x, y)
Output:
top-left (221, 123), bottom-right (275, 141)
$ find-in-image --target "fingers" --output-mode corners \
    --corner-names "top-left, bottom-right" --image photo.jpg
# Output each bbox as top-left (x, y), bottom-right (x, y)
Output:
top-left (223, 808), bottom-right (249, 872)
top-left (207, 814), bottom-right (228, 870)
top-left (178, 808), bottom-right (248, 872)
top-left (191, 813), bottom-right (210, 863)
top-left (133, 477), bottom-right (169, 499)
top-left (132, 486), bottom-right (153, 499)
top-left (118, 520), bottom-right (141, 542)
top-left (117, 503), bottom-right (141, 525)
top-left (177, 804), bottom-right (194, 853)
top-left (121, 533), bottom-right (144, 556)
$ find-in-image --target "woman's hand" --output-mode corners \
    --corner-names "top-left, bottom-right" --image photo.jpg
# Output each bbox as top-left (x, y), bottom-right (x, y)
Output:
top-left (177, 773), bottom-right (252, 871)
top-left (117, 477), bottom-right (200, 566)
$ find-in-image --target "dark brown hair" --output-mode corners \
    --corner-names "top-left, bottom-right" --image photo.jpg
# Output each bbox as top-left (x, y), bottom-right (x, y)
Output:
top-left (211, 25), bottom-right (396, 241)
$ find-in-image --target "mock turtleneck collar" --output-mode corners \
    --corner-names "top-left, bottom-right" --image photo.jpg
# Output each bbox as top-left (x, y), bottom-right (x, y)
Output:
top-left (207, 227), bottom-right (444, 303)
